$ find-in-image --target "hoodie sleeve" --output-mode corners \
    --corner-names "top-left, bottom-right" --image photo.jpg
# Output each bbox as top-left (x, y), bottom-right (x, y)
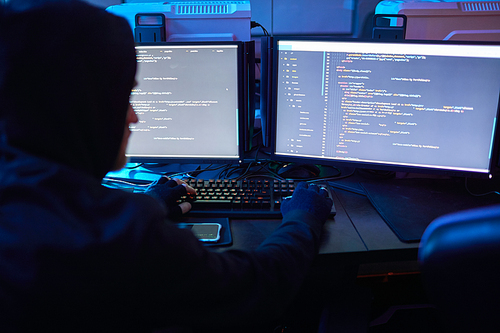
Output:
top-left (138, 210), bottom-right (323, 330)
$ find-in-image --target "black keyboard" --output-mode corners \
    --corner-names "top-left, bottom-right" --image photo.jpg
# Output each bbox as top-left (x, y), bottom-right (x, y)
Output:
top-left (183, 178), bottom-right (336, 218)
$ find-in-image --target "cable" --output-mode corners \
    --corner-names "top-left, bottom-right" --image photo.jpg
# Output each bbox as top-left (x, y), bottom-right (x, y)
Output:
top-left (251, 21), bottom-right (270, 36)
top-left (108, 159), bottom-right (359, 193)
top-left (465, 177), bottom-right (500, 197)
top-left (124, 163), bottom-right (144, 169)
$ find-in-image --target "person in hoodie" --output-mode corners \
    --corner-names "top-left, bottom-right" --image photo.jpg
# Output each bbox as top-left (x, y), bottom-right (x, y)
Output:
top-left (0, 1), bottom-right (333, 332)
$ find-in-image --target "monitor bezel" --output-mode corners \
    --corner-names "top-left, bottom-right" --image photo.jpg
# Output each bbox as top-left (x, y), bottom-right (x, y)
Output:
top-left (127, 41), bottom-right (246, 165)
top-left (269, 37), bottom-right (500, 179)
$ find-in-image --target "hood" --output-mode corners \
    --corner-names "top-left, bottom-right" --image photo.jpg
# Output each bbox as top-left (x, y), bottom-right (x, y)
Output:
top-left (0, 0), bottom-right (137, 179)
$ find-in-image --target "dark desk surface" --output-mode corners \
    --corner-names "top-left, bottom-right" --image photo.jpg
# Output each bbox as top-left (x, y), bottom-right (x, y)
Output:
top-left (205, 186), bottom-right (419, 265)
top-left (208, 175), bottom-right (498, 265)
top-left (331, 188), bottom-right (418, 262)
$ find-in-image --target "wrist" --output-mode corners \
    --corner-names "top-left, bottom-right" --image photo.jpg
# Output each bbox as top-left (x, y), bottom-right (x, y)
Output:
top-left (282, 209), bottom-right (325, 238)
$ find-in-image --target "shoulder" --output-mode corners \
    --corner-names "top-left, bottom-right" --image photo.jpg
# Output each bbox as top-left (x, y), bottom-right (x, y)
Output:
top-left (1, 152), bottom-right (168, 234)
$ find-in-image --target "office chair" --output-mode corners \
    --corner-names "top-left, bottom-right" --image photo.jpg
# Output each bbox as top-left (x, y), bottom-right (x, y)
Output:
top-left (419, 204), bottom-right (500, 333)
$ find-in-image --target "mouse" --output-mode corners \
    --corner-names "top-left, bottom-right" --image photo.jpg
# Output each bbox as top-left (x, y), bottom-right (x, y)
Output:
top-left (277, 163), bottom-right (321, 179)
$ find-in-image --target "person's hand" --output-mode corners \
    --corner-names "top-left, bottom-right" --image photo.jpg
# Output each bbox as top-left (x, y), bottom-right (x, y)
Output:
top-left (144, 176), bottom-right (197, 220)
top-left (281, 182), bottom-right (333, 224)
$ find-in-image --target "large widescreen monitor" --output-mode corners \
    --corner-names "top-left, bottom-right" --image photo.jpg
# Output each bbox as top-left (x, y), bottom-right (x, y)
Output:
top-left (271, 38), bottom-right (500, 178)
top-left (127, 42), bottom-right (246, 164)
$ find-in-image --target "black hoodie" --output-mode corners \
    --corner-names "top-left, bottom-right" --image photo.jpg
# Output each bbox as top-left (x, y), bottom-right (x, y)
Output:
top-left (0, 0), bottom-right (137, 179)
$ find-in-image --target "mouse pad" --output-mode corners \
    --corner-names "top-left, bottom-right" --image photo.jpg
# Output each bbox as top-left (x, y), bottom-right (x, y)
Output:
top-left (360, 178), bottom-right (500, 243)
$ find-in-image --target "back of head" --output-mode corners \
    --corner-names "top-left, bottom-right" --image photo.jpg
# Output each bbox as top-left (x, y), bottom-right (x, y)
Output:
top-left (0, 0), bottom-right (136, 179)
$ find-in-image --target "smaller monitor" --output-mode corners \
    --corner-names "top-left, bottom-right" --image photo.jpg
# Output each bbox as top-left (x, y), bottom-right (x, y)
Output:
top-left (271, 38), bottom-right (500, 178)
top-left (127, 42), bottom-right (246, 164)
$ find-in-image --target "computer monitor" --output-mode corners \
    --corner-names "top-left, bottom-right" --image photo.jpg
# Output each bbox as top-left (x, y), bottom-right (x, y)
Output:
top-left (271, 38), bottom-right (500, 178)
top-left (127, 41), bottom-right (246, 164)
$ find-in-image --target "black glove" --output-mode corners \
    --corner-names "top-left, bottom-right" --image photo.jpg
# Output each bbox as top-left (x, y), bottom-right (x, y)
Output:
top-left (144, 176), bottom-right (188, 220)
top-left (281, 182), bottom-right (333, 223)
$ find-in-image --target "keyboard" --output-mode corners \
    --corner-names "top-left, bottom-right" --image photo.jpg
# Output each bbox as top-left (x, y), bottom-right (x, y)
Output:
top-left (183, 178), bottom-right (336, 218)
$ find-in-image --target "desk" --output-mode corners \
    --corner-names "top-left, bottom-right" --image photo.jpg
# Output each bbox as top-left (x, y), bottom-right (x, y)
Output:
top-left (203, 175), bottom-right (500, 281)
top-left (332, 188), bottom-right (418, 262)
top-left (206, 187), bottom-right (418, 265)
top-left (107, 164), bottom-right (498, 267)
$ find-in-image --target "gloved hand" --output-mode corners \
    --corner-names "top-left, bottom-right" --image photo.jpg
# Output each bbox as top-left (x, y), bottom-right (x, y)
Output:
top-left (281, 182), bottom-right (333, 223)
top-left (144, 176), bottom-right (196, 220)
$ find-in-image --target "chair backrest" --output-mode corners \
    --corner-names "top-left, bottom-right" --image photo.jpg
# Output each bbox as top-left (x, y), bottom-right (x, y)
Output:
top-left (418, 204), bottom-right (500, 333)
